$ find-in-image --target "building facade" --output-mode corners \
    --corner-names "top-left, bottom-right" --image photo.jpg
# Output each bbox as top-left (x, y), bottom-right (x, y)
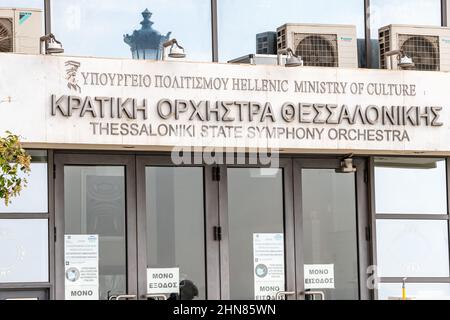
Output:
top-left (1, 0), bottom-right (450, 301)
top-left (256, 32), bottom-right (277, 54)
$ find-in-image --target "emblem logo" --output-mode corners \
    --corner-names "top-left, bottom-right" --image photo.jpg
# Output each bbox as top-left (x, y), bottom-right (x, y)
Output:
top-left (65, 60), bottom-right (81, 93)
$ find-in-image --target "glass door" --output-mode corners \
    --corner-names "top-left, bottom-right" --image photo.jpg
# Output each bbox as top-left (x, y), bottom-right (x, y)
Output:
top-left (218, 158), bottom-right (369, 300)
top-left (54, 154), bottom-right (137, 300)
top-left (293, 158), bottom-right (370, 300)
top-left (52, 154), bottom-right (370, 300)
top-left (218, 159), bottom-right (296, 300)
top-left (136, 157), bottom-right (219, 300)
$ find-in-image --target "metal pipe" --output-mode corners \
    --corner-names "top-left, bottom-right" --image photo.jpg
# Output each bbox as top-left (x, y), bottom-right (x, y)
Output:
top-left (364, 0), bottom-right (372, 68)
top-left (40, 39), bottom-right (46, 55)
top-left (44, 0), bottom-right (52, 34)
top-left (210, 0), bottom-right (219, 62)
top-left (442, 0), bottom-right (448, 27)
top-left (145, 294), bottom-right (167, 300)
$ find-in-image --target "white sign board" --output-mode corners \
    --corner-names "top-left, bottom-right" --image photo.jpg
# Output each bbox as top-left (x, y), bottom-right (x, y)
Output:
top-left (0, 53), bottom-right (450, 155)
top-left (253, 233), bottom-right (285, 300)
top-left (147, 267), bottom-right (179, 295)
top-left (64, 234), bottom-right (99, 300)
top-left (304, 264), bottom-right (335, 289)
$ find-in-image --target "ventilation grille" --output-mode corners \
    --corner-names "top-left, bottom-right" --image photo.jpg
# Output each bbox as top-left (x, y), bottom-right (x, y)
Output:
top-left (399, 34), bottom-right (440, 71)
top-left (294, 33), bottom-right (338, 67)
top-left (0, 18), bottom-right (13, 53)
top-left (379, 28), bottom-right (391, 69)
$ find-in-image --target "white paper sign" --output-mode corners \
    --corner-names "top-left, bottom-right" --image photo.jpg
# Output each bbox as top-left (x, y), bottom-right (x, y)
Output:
top-left (253, 233), bottom-right (285, 300)
top-left (147, 267), bottom-right (179, 294)
top-left (304, 264), bottom-right (335, 289)
top-left (64, 235), bottom-right (99, 300)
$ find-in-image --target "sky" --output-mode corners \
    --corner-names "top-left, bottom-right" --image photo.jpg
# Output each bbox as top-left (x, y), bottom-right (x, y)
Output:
top-left (0, 0), bottom-right (443, 61)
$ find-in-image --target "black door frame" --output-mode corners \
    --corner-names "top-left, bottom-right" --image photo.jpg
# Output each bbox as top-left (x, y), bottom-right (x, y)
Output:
top-left (293, 157), bottom-right (371, 300)
top-left (54, 153), bottom-right (137, 300)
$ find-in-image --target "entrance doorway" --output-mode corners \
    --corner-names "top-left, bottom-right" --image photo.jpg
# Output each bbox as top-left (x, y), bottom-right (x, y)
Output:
top-left (54, 154), bottom-right (137, 300)
top-left (53, 153), bottom-right (370, 300)
top-left (218, 158), bottom-right (370, 300)
top-left (293, 159), bottom-right (370, 300)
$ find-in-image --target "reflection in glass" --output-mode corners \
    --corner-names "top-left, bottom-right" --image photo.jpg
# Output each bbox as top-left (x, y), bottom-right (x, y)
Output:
top-left (0, 219), bottom-right (48, 283)
top-left (370, 0), bottom-right (441, 38)
top-left (123, 8), bottom-right (171, 60)
top-left (378, 283), bottom-right (450, 300)
top-left (0, 0), bottom-right (43, 9)
top-left (146, 167), bottom-right (205, 300)
top-left (227, 168), bottom-right (285, 300)
top-left (218, 0), bottom-right (364, 62)
top-left (64, 166), bottom-right (126, 300)
top-left (51, 0), bottom-right (212, 61)
top-left (301, 169), bottom-right (359, 300)
top-left (0, 150), bottom-right (48, 213)
top-left (374, 158), bottom-right (447, 214)
top-left (376, 220), bottom-right (449, 277)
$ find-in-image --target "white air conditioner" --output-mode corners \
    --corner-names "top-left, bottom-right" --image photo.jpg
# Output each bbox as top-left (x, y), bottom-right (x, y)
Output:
top-left (379, 24), bottom-right (450, 71)
top-left (276, 23), bottom-right (358, 68)
top-left (0, 8), bottom-right (42, 54)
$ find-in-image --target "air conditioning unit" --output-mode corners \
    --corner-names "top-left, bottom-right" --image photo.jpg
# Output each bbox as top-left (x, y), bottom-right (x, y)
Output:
top-left (379, 24), bottom-right (450, 71)
top-left (276, 23), bottom-right (358, 68)
top-left (0, 8), bottom-right (42, 54)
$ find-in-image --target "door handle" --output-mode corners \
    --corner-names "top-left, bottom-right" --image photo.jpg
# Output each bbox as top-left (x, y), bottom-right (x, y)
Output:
top-left (302, 291), bottom-right (325, 300)
top-left (275, 291), bottom-right (296, 300)
top-left (116, 294), bottom-right (137, 300)
top-left (145, 294), bottom-right (167, 300)
top-left (109, 294), bottom-right (137, 300)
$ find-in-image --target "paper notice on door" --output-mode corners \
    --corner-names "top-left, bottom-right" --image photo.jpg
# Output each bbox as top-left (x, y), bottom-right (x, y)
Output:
top-left (253, 233), bottom-right (285, 300)
top-left (64, 235), bottom-right (99, 300)
top-left (147, 267), bottom-right (180, 295)
top-left (304, 264), bottom-right (335, 289)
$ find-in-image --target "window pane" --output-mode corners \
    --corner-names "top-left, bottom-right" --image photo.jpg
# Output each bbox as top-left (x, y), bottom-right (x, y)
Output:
top-left (0, 219), bottom-right (48, 283)
top-left (145, 167), bottom-right (205, 300)
top-left (218, 0), bottom-right (364, 62)
top-left (64, 166), bottom-right (126, 300)
top-left (370, 0), bottom-right (441, 38)
top-left (227, 168), bottom-right (285, 300)
top-left (0, 150), bottom-right (48, 213)
top-left (375, 158), bottom-right (447, 214)
top-left (378, 283), bottom-right (450, 300)
top-left (376, 220), bottom-right (450, 277)
top-left (52, 0), bottom-right (211, 61)
top-left (301, 169), bottom-right (359, 300)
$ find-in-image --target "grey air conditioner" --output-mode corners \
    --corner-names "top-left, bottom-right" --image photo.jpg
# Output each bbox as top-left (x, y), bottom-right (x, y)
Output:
top-left (379, 24), bottom-right (450, 71)
top-left (0, 8), bottom-right (42, 54)
top-left (276, 23), bottom-right (358, 68)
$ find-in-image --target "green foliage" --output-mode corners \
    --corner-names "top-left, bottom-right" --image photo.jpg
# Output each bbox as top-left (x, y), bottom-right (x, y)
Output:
top-left (0, 132), bottom-right (31, 205)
